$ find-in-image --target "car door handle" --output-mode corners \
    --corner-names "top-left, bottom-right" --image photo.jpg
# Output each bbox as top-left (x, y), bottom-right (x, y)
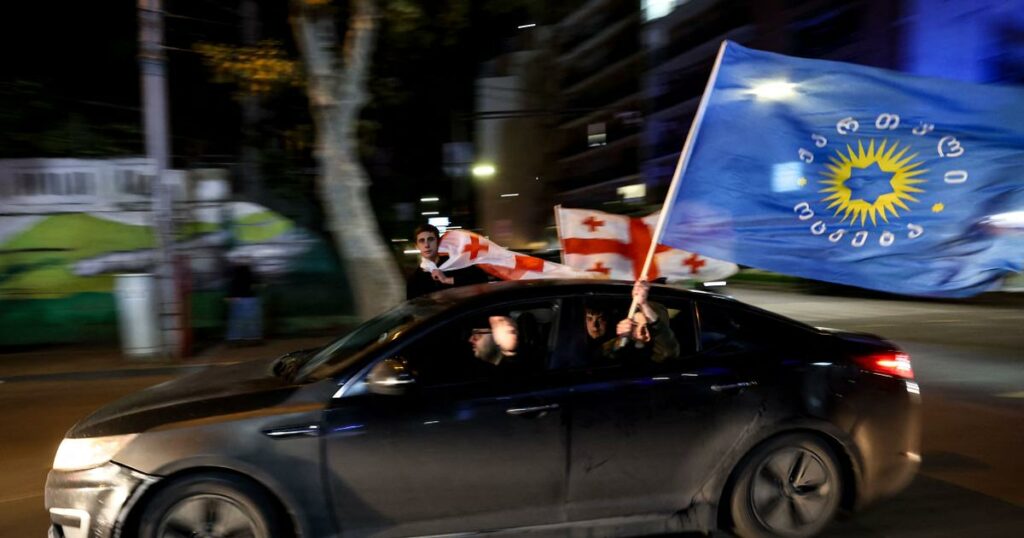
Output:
top-left (710, 381), bottom-right (757, 393)
top-left (506, 403), bottom-right (559, 417)
top-left (262, 424), bottom-right (321, 439)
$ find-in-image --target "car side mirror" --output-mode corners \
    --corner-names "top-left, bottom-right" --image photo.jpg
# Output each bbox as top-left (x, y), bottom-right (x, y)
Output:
top-left (365, 357), bottom-right (417, 395)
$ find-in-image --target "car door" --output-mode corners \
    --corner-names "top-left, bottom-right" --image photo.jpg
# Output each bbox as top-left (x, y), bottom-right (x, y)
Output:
top-left (564, 293), bottom-right (764, 521)
top-left (322, 299), bottom-right (570, 537)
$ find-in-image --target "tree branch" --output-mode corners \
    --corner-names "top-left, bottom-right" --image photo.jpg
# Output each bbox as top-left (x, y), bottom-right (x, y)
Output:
top-left (289, 1), bottom-right (343, 108)
top-left (337, 0), bottom-right (377, 140)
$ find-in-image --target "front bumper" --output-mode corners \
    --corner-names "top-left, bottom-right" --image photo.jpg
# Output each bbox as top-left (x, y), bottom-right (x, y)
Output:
top-left (44, 462), bottom-right (157, 538)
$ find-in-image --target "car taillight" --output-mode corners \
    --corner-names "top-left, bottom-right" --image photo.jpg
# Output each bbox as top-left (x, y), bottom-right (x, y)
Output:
top-left (855, 351), bottom-right (914, 379)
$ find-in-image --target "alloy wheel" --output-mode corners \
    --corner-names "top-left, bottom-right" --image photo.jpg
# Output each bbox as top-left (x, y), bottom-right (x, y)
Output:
top-left (749, 446), bottom-right (835, 535)
top-left (155, 493), bottom-right (260, 538)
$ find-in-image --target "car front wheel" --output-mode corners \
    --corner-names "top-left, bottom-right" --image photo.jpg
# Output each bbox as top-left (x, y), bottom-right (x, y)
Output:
top-left (136, 473), bottom-right (287, 538)
top-left (728, 433), bottom-right (842, 538)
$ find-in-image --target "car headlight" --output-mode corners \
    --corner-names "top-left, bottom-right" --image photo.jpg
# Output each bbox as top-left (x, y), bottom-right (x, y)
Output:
top-left (52, 434), bottom-right (137, 471)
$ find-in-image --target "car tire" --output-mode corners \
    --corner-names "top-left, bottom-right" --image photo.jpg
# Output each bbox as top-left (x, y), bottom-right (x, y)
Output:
top-left (728, 433), bottom-right (842, 538)
top-left (135, 473), bottom-right (288, 538)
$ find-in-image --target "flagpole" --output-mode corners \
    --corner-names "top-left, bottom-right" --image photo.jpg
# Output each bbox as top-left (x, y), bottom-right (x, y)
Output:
top-left (620, 40), bottom-right (730, 345)
top-left (553, 204), bottom-right (567, 265)
top-left (640, 40), bottom-right (728, 282)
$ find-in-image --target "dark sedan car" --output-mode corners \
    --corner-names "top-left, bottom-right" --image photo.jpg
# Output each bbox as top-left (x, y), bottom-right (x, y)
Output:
top-left (46, 280), bottom-right (920, 538)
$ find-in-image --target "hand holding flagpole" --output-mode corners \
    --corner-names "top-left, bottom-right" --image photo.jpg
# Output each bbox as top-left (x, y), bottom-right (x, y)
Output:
top-left (617, 40), bottom-right (729, 349)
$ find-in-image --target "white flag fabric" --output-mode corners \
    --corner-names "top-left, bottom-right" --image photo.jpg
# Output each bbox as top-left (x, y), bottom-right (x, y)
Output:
top-left (429, 229), bottom-right (602, 280)
top-left (556, 207), bottom-right (738, 282)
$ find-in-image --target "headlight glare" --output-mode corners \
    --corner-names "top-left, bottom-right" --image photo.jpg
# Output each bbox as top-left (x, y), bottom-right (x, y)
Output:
top-left (52, 434), bottom-right (137, 471)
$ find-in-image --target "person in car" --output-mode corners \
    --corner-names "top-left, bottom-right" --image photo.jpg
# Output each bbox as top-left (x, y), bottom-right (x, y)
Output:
top-left (582, 300), bottom-right (617, 362)
top-left (468, 315), bottom-right (520, 366)
top-left (612, 280), bottom-right (680, 363)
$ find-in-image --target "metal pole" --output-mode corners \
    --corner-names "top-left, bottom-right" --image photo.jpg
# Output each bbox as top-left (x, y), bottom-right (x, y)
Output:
top-left (553, 204), bottom-right (566, 265)
top-left (139, 0), bottom-right (181, 358)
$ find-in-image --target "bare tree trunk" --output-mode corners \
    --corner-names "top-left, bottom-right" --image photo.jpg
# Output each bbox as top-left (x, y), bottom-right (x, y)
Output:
top-left (291, 0), bottom-right (403, 318)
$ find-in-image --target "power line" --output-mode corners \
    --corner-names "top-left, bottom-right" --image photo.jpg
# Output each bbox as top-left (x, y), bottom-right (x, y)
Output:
top-left (163, 11), bottom-right (236, 27)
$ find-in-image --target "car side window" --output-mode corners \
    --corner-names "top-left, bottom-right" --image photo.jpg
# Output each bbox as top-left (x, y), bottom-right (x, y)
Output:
top-left (695, 300), bottom-right (767, 354)
top-left (399, 300), bottom-right (559, 387)
top-left (557, 295), bottom-right (697, 371)
top-left (656, 295), bottom-right (698, 358)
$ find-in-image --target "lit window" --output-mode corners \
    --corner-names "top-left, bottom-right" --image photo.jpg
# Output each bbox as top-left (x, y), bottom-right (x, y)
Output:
top-left (588, 122), bottom-right (607, 147)
top-left (617, 183), bottom-right (646, 200)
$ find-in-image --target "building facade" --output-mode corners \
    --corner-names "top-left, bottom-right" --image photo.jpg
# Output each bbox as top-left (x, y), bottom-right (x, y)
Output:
top-left (474, 0), bottom-right (1023, 246)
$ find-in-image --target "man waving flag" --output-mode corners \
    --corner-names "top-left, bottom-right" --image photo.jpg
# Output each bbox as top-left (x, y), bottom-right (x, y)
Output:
top-left (657, 41), bottom-right (1023, 297)
top-left (555, 206), bottom-right (737, 282)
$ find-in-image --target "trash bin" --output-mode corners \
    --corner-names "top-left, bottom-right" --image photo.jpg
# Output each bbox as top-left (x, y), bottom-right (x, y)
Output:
top-left (114, 273), bottom-right (161, 358)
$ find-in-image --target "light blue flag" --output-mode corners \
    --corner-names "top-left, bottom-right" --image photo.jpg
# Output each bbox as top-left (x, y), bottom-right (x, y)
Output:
top-left (660, 41), bottom-right (1024, 297)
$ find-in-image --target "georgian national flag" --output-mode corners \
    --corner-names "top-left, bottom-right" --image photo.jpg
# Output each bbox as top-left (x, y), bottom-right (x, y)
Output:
top-left (556, 207), bottom-right (738, 282)
top-left (434, 229), bottom-right (601, 280)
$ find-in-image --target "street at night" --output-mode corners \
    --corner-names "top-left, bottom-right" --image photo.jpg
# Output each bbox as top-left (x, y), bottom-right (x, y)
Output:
top-left (1, 286), bottom-right (1021, 536)
top-left (3, 1), bottom-right (1023, 537)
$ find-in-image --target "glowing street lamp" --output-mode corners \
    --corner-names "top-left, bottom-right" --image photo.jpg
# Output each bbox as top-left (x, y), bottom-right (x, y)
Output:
top-left (749, 80), bottom-right (798, 101)
top-left (472, 163), bottom-right (496, 178)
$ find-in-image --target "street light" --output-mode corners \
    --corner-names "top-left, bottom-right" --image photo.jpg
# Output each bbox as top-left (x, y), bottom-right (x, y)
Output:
top-left (749, 80), bottom-right (798, 101)
top-left (472, 163), bottom-right (496, 178)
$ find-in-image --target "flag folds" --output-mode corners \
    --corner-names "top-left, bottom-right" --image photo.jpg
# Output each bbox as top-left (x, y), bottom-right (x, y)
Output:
top-left (556, 207), bottom-right (738, 282)
top-left (433, 229), bottom-right (599, 281)
top-left (660, 41), bottom-right (1024, 297)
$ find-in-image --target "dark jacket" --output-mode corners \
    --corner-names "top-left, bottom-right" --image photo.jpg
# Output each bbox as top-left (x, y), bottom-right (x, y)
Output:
top-left (606, 303), bottom-right (680, 364)
top-left (406, 256), bottom-right (491, 299)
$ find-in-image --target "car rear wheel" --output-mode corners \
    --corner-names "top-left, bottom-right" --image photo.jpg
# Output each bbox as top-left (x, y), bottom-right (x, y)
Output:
top-left (136, 473), bottom-right (287, 538)
top-left (728, 434), bottom-right (842, 538)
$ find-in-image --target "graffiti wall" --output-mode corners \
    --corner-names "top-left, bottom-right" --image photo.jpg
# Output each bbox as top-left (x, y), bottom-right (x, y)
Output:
top-left (0, 158), bottom-right (353, 347)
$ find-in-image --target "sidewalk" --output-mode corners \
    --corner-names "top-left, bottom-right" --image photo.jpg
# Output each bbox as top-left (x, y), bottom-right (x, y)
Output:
top-left (0, 336), bottom-right (336, 383)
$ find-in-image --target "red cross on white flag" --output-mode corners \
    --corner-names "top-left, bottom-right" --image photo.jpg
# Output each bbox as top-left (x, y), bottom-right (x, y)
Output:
top-left (434, 230), bottom-right (603, 281)
top-left (555, 207), bottom-right (738, 282)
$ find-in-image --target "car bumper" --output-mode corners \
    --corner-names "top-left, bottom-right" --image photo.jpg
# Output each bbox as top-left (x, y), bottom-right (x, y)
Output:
top-left (850, 378), bottom-right (922, 507)
top-left (44, 462), bottom-right (157, 538)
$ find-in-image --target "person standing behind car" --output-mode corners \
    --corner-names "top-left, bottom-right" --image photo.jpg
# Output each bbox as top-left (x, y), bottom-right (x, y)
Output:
top-left (225, 258), bottom-right (262, 344)
top-left (406, 223), bottom-right (489, 299)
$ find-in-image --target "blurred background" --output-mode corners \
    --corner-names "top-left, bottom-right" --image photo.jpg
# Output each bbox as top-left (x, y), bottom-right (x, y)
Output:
top-left (1, 0), bottom-right (1023, 350)
top-left (0, 1), bottom-right (1023, 536)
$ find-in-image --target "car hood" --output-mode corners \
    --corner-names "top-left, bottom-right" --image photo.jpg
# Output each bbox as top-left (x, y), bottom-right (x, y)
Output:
top-left (68, 356), bottom-right (302, 438)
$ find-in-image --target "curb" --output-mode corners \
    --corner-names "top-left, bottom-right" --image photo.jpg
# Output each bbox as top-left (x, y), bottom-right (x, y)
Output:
top-left (0, 362), bottom-right (237, 384)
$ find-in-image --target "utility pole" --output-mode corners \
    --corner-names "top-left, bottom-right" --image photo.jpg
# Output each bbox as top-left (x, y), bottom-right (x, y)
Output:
top-left (139, 0), bottom-right (182, 358)
top-left (240, 0), bottom-right (264, 203)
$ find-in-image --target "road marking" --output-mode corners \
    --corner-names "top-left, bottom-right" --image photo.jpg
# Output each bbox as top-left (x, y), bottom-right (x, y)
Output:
top-left (996, 391), bottom-right (1024, 399)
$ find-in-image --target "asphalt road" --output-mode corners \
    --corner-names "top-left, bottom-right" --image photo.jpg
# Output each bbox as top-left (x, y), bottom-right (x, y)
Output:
top-left (0, 287), bottom-right (1021, 537)
top-left (727, 287), bottom-right (1024, 537)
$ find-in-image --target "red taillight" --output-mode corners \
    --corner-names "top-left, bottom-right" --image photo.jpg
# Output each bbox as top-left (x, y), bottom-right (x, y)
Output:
top-left (855, 351), bottom-right (914, 380)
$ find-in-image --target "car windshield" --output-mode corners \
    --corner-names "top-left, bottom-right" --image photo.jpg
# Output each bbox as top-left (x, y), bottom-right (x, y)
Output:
top-left (296, 300), bottom-right (445, 381)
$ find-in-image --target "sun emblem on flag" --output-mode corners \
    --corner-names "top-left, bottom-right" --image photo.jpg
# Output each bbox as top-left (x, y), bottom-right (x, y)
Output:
top-left (790, 113), bottom-right (970, 250)
top-left (818, 139), bottom-right (927, 227)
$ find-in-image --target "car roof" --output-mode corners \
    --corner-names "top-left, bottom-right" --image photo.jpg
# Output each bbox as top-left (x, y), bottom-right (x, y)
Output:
top-left (406, 279), bottom-right (814, 333)
top-left (407, 278), bottom-right (739, 310)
